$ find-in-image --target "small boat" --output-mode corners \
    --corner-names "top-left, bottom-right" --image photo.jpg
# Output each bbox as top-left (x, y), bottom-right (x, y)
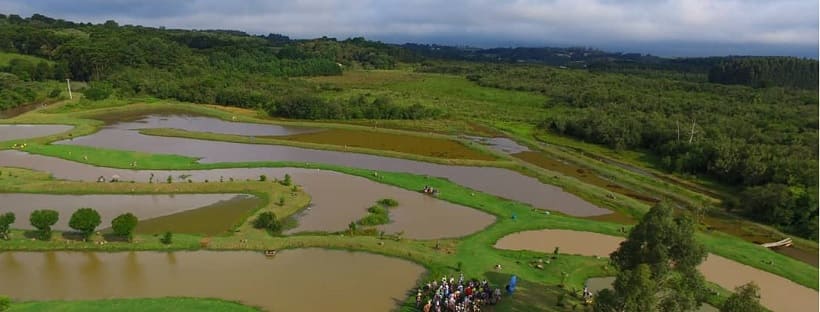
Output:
top-left (264, 250), bottom-right (277, 257)
top-left (761, 238), bottom-right (793, 248)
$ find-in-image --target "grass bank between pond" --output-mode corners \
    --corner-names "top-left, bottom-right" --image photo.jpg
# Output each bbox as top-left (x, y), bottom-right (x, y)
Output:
top-left (139, 127), bottom-right (506, 167)
top-left (7, 297), bottom-right (261, 312)
top-left (0, 166), bottom-right (310, 238)
top-left (6, 143), bottom-right (817, 291)
top-left (5, 100), bottom-right (648, 221)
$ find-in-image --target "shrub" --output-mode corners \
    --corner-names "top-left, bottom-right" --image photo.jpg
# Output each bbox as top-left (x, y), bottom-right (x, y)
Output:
top-left (253, 211), bottom-right (281, 233)
top-left (377, 198), bottom-right (398, 207)
top-left (0, 212), bottom-right (15, 240)
top-left (259, 174), bottom-right (267, 182)
top-left (69, 208), bottom-right (101, 240)
top-left (84, 82), bottom-right (113, 101)
top-left (277, 196), bottom-right (285, 206)
top-left (160, 232), bottom-right (173, 244)
top-left (111, 213), bottom-right (138, 242)
top-left (29, 209), bottom-right (59, 240)
top-left (0, 295), bottom-right (10, 311)
top-left (281, 174), bottom-right (292, 186)
top-left (48, 88), bottom-right (61, 97)
top-left (358, 205), bottom-right (390, 226)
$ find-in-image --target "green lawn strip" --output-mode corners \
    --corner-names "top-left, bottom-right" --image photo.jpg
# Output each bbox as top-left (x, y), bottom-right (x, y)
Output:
top-left (13, 143), bottom-right (816, 290)
top-left (7, 297), bottom-right (261, 312)
top-left (139, 127), bottom-right (508, 166)
top-left (0, 52), bottom-right (53, 66)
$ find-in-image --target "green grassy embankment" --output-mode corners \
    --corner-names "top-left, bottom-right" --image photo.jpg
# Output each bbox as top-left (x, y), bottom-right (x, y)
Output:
top-left (4, 142), bottom-right (816, 291)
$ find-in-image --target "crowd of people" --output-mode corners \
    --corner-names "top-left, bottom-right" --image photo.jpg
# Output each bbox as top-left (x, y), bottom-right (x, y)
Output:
top-left (416, 273), bottom-right (504, 312)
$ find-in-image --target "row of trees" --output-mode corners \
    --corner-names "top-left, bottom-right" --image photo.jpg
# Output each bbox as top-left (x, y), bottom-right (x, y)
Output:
top-left (709, 57), bottom-right (818, 89)
top-left (264, 94), bottom-right (442, 120)
top-left (0, 209), bottom-right (138, 241)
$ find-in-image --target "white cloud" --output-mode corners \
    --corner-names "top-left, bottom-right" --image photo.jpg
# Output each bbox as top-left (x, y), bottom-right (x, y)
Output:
top-left (0, 0), bottom-right (816, 55)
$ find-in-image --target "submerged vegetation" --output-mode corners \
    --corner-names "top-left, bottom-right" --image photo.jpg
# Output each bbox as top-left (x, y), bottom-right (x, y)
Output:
top-left (357, 199), bottom-right (399, 226)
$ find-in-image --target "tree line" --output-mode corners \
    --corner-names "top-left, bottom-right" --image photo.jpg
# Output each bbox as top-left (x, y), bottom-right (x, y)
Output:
top-left (429, 62), bottom-right (818, 239)
top-left (265, 94), bottom-right (442, 120)
top-left (709, 57), bottom-right (818, 89)
top-left (0, 209), bottom-right (137, 242)
top-left (0, 14), bottom-right (411, 112)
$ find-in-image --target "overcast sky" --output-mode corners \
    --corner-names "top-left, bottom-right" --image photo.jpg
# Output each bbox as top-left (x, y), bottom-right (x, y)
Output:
top-left (1, 0), bottom-right (817, 57)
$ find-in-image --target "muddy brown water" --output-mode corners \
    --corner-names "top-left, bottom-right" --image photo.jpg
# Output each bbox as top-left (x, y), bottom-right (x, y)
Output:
top-left (53, 120), bottom-right (609, 217)
top-left (0, 124), bottom-right (74, 142)
top-left (0, 193), bottom-right (250, 234)
top-left (98, 114), bottom-right (320, 137)
top-left (0, 151), bottom-right (494, 239)
top-left (495, 229), bottom-right (819, 312)
top-left (584, 277), bottom-right (719, 312)
top-left (0, 249), bottom-right (425, 312)
top-left (279, 128), bottom-right (497, 161)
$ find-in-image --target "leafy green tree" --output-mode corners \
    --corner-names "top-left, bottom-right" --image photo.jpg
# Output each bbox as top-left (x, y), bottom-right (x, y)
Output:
top-left (282, 174), bottom-right (292, 186)
top-left (252, 211), bottom-right (281, 233)
top-left (160, 231), bottom-right (173, 244)
top-left (0, 295), bottom-right (10, 311)
top-left (68, 208), bottom-right (101, 240)
top-left (111, 213), bottom-right (138, 242)
top-left (595, 202), bottom-right (708, 312)
top-left (720, 283), bottom-right (765, 312)
top-left (29, 209), bottom-right (58, 240)
top-left (0, 212), bottom-right (14, 240)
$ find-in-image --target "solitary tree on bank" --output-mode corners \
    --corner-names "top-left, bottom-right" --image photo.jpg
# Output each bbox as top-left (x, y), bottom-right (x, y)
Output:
top-left (69, 208), bottom-right (101, 241)
top-left (111, 213), bottom-right (138, 242)
top-left (29, 209), bottom-right (59, 240)
top-left (594, 202), bottom-right (708, 312)
top-left (0, 212), bottom-right (15, 240)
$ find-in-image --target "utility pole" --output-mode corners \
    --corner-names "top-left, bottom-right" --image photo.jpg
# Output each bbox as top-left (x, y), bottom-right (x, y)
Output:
top-left (66, 79), bottom-right (72, 99)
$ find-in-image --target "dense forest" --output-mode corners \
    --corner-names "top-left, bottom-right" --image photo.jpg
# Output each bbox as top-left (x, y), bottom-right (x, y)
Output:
top-left (266, 94), bottom-right (441, 120)
top-left (0, 13), bottom-right (405, 111)
top-left (709, 57), bottom-right (818, 89)
top-left (1, 13), bottom-right (817, 239)
top-left (423, 62), bottom-right (818, 239)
